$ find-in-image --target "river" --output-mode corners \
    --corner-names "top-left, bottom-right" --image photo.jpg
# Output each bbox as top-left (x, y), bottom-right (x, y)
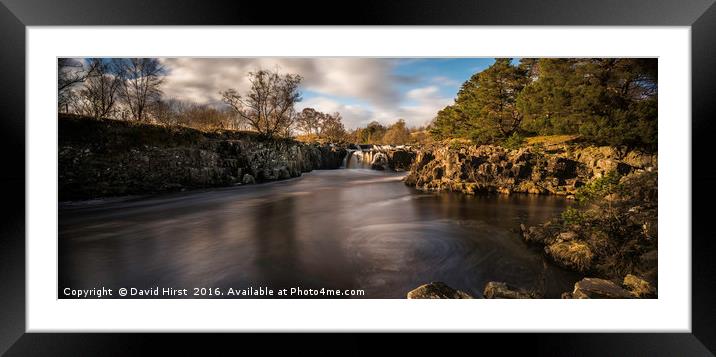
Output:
top-left (59, 169), bottom-right (581, 298)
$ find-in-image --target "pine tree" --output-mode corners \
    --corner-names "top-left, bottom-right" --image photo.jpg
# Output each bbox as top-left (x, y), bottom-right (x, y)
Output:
top-left (432, 58), bottom-right (529, 144)
top-left (517, 58), bottom-right (657, 148)
top-left (431, 58), bottom-right (656, 149)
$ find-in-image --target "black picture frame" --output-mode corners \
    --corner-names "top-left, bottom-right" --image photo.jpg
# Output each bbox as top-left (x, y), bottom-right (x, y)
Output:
top-left (1, 0), bottom-right (715, 355)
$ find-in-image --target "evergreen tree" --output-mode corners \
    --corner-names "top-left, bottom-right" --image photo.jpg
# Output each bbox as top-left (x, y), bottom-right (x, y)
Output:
top-left (518, 58), bottom-right (657, 148)
top-left (431, 57), bottom-right (656, 149)
top-left (431, 58), bottom-right (529, 144)
top-left (517, 59), bottom-right (584, 135)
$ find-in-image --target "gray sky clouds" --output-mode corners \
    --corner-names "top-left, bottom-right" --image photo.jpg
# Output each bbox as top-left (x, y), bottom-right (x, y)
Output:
top-left (157, 58), bottom-right (485, 129)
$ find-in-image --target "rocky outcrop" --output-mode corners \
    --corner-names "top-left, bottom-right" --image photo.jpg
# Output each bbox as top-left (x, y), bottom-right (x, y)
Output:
top-left (405, 141), bottom-right (658, 299)
top-left (370, 152), bottom-right (389, 170)
top-left (404, 143), bottom-right (656, 197)
top-left (623, 274), bottom-right (657, 298)
top-left (59, 115), bottom-right (347, 200)
top-left (544, 241), bottom-right (594, 272)
top-left (407, 281), bottom-right (538, 299)
top-left (521, 170), bottom-right (657, 286)
top-left (563, 278), bottom-right (634, 299)
top-left (483, 281), bottom-right (539, 299)
top-left (561, 275), bottom-right (656, 299)
top-left (406, 282), bottom-right (474, 299)
top-left (386, 148), bottom-right (416, 171)
top-left (408, 275), bottom-right (649, 299)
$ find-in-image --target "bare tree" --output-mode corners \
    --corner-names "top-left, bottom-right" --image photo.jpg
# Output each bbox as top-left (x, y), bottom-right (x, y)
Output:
top-left (177, 103), bottom-right (234, 131)
top-left (319, 112), bottom-right (346, 142)
top-left (58, 58), bottom-right (98, 113)
top-left (296, 107), bottom-right (323, 136)
top-left (76, 58), bottom-right (121, 119)
top-left (116, 58), bottom-right (166, 122)
top-left (220, 69), bottom-right (302, 137)
top-left (148, 99), bottom-right (176, 126)
top-left (294, 107), bottom-right (346, 141)
top-left (382, 119), bottom-right (410, 145)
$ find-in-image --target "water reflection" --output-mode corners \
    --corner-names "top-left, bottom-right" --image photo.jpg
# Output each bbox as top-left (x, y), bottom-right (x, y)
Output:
top-left (59, 169), bottom-right (580, 298)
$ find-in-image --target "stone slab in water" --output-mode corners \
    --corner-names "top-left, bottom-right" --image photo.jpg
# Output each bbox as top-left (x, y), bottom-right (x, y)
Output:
top-left (407, 282), bottom-right (474, 299)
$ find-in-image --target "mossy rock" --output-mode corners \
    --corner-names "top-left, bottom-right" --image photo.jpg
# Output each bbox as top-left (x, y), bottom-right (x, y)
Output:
top-left (546, 240), bottom-right (594, 272)
top-left (407, 282), bottom-right (473, 299)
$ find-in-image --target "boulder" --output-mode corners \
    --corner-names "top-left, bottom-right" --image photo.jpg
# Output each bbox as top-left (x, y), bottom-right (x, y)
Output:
top-left (521, 223), bottom-right (556, 245)
top-left (483, 281), bottom-right (537, 299)
top-left (547, 157), bottom-right (579, 179)
top-left (557, 231), bottom-right (578, 242)
top-left (278, 167), bottom-right (291, 179)
top-left (242, 173), bottom-right (255, 185)
top-left (570, 278), bottom-right (633, 299)
top-left (407, 282), bottom-right (474, 299)
top-left (623, 150), bottom-right (657, 170)
top-left (370, 152), bottom-right (389, 170)
top-left (388, 149), bottom-right (416, 171)
top-left (623, 274), bottom-right (656, 298)
top-left (545, 241), bottom-right (593, 272)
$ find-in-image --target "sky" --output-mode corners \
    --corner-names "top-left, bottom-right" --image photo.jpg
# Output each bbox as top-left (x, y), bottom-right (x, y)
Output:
top-left (157, 58), bottom-right (501, 129)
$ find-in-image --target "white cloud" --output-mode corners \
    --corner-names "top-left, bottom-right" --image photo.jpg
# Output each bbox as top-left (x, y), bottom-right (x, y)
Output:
top-left (298, 97), bottom-right (373, 129)
top-left (431, 76), bottom-right (460, 87)
top-left (160, 58), bottom-right (402, 107)
top-left (157, 58), bottom-right (452, 130)
top-left (300, 85), bottom-right (453, 130)
top-left (398, 86), bottom-right (454, 128)
top-left (406, 85), bottom-right (439, 100)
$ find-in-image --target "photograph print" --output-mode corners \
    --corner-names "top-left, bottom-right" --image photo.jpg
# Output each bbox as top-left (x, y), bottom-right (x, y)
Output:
top-left (58, 57), bottom-right (657, 299)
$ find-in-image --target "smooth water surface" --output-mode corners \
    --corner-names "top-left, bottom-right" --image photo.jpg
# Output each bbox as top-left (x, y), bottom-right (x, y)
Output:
top-left (59, 169), bottom-right (580, 298)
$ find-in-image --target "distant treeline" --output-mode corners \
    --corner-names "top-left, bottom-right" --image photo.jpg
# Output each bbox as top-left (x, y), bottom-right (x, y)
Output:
top-left (342, 119), bottom-right (427, 146)
top-left (430, 58), bottom-right (657, 149)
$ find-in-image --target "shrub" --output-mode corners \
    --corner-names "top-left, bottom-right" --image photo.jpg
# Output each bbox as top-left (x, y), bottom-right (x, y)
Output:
top-left (561, 206), bottom-right (585, 226)
top-left (575, 170), bottom-right (622, 202)
top-left (501, 132), bottom-right (525, 149)
top-left (447, 139), bottom-right (470, 150)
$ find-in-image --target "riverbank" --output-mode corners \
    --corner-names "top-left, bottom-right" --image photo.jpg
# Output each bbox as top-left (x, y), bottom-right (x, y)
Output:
top-left (404, 139), bottom-right (656, 197)
top-left (523, 169), bottom-right (658, 298)
top-left (59, 114), bottom-right (348, 200)
top-left (405, 140), bottom-right (658, 298)
top-left (59, 115), bottom-right (419, 201)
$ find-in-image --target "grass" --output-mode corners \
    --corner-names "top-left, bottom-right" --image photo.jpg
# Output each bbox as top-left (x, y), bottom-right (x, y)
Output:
top-left (444, 138), bottom-right (473, 150)
top-left (524, 134), bottom-right (580, 147)
top-left (547, 241), bottom-right (594, 272)
top-left (501, 132), bottom-right (525, 149)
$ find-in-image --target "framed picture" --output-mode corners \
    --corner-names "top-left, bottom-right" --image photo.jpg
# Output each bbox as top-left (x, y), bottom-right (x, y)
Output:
top-left (1, 0), bottom-right (715, 354)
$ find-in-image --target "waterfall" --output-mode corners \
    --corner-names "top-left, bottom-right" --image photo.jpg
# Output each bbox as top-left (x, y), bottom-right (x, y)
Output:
top-left (342, 150), bottom-right (356, 169)
top-left (342, 144), bottom-right (399, 170)
top-left (343, 145), bottom-right (374, 169)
